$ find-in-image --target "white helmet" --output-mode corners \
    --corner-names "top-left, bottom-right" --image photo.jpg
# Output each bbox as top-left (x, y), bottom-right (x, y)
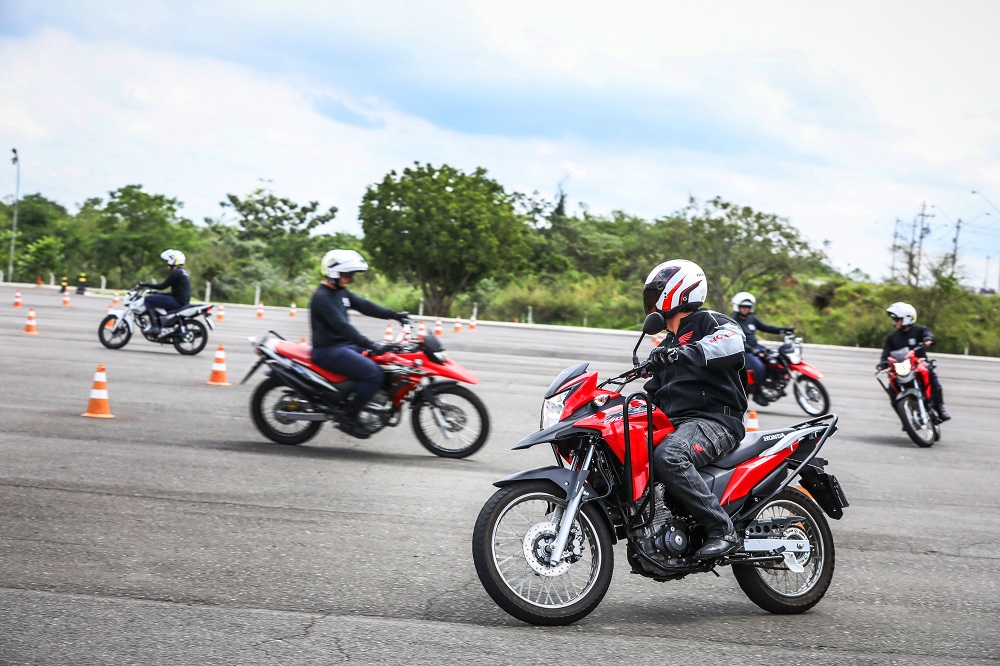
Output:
top-left (731, 291), bottom-right (756, 313)
top-left (886, 302), bottom-right (917, 326)
top-left (161, 249), bottom-right (186, 267)
top-left (643, 259), bottom-right (707, 317)
top-left (321, 249), bottom-right (368, 280)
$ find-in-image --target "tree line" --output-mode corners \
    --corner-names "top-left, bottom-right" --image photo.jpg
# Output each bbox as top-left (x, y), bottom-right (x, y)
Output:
top-left (2, 162), bottom-right (998, 356)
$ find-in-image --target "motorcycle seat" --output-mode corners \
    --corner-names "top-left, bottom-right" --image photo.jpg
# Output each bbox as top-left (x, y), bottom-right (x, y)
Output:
top-left (274, 342), bottom-right (348, 382)
top-left (714, 427), bottom-right (800, 468)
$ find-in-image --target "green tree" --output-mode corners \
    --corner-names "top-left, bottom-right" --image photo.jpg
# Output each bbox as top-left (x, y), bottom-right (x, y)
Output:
top-left (653, 197), bottom-right (829, 311)
top-left (89, 185), bottom-right (200, 285)
top-left (360, 162), bottom-right (530, 315)
top-left (220, 186), bottom-right (338, 281)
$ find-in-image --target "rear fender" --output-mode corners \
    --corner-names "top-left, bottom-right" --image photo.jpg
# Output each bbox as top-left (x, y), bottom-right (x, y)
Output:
top-left (790, 361), bottom-right (823, 380)
top-left (494, 465), bottom-right (617, 543)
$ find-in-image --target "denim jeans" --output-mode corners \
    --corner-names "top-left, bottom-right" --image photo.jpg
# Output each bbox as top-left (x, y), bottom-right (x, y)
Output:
top-left (652, 418), bottom-right (740, 537)
top-left (311, 344), bottom-right (383, 406)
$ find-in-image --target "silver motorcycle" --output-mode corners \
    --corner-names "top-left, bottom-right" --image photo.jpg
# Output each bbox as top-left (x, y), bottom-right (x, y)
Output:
top-left (98, 288), bottom-right (214, 355)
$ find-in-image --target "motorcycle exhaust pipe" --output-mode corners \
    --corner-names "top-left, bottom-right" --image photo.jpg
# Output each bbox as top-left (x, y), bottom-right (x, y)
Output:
top-left (274, 410), bottom-right (327, 422)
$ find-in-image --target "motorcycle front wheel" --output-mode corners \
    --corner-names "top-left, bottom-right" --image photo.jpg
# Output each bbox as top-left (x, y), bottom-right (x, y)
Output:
top-left (472, 481), bottom-right (614, 626)
top-left (897, 395), bottom-right (935, 447)
top-left (733, 487), bottom-right (835, 614)
top-left (250, 376), bottom-right (322, 445)
top-left (173, 319), bottom-right (208, 355)
top-left (793, 376), bottom-right (830, 416)
top-left (411, 385), bottom-right (489, 458)
top-left (98, 315), bottom-right (131, 349)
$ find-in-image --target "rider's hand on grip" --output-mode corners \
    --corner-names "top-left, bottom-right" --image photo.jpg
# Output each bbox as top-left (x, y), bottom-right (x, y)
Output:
top-left (876, 362), bottom-right (889, 371)
top-left (395, 311), bottom-right (410, 324)
top-left (648, 346), bottom-right (680, 371)
top-left (370, 341), bottom-right (392, 356)
top-left (922, 337), bottom-right (933, 347)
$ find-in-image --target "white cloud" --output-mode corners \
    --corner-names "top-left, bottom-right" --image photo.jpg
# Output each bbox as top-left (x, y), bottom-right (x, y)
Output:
top-left (2, 2), bottom-right (1000, 291)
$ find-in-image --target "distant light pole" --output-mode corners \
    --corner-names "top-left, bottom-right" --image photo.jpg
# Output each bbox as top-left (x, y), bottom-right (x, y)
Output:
top-left (971, 190), bottom-right (1000, 217)
top-left (7, 148), bottom-right (19, 283)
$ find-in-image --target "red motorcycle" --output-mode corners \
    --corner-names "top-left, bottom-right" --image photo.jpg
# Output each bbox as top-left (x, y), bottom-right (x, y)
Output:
top-left (242, 328), bottom-right (489, 458)
top-left (876, 343), bottom-right (941, 447)
top-left (744, 333), bottom-right (829, 415)
top-left (472, 313), bottom-right (848, 625)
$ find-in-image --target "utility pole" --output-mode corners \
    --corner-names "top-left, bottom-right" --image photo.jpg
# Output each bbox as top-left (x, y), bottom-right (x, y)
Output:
top-left (8, 148), bottom-right (19, 283)
top-left (951, 218), bottom-right (962, 276)
top-left (914, 202), bottom-right (933, 286)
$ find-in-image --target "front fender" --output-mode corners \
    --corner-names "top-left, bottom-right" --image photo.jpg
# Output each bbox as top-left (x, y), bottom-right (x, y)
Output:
top-left (494, 465), bottom-right (618, 543)
top-left (894, 386), bottom-right (922, 402)
top-left (790, 361), bottom-right (824, 380)
top-left (108, 310), bottom-right (134, 332)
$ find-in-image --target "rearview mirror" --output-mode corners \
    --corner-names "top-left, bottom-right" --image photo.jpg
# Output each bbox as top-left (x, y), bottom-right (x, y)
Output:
top-left (642, 312), bottom-right (665, 336)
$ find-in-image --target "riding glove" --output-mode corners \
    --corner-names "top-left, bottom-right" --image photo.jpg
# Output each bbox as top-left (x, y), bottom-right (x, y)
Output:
top-left (648, 346), bottom-right (681, 370)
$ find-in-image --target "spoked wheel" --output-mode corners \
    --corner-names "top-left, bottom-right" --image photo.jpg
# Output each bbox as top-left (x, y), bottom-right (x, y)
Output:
top-left (412, 385), bottom-right (489, 458)
top-left (98, 315), bottom-right (132, 349)
top-left (250, 376), bottom-right (322, 445)
top-left (793, 376), bottom-right (830, 416)
top-left (472, 481), bottom-right (614, 626)
top-left (897, 395), bottom-right (935, 447)
top-left (173, 319), bottom-right (208, 355)
top-left (733, 487), bottom-right (835, 614)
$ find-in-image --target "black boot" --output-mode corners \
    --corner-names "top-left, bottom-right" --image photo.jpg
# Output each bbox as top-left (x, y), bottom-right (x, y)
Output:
top-left (695, 529), bottom-right (741, 560)
top-left (932, 388), bottom-right (951, 423)
top-left (337, 399), bottom-right (371, 439)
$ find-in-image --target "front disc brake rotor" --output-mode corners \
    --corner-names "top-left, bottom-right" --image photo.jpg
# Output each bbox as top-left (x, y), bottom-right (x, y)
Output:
top-left (522, 522), bottom-right (572, 577)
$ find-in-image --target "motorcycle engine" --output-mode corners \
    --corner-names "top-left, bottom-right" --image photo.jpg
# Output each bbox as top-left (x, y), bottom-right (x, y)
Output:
top-left (633, 484), bottom-right (693, 562)
top-left (356, 389), bottom-right (393, 434)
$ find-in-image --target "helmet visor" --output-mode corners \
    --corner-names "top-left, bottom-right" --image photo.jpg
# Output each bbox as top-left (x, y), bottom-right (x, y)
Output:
top-left (643, 283), bottom-right (663, 314)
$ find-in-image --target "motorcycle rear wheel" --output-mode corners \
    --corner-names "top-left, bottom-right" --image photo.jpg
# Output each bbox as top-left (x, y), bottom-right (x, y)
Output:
top-left (897, 395), bottom-right (935, 447)
top-left (733, 487), bottom-right (835, 614)
top-left (472, 481), bottom-right (614, 626)
top-left (98, 315), bottom-right (131, 349)
top-left (412, 384), bottom-right (489, 458)
top-left (793, 376), bottom-right (829, 416)
top-left (250, 376), bottom-right (322, 445)
top-left (173, 319), bottom-right (208, 355)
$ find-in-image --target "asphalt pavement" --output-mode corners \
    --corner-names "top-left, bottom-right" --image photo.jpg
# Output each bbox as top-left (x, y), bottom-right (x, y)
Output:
top-left (1, 285), bottom-right (998, 665)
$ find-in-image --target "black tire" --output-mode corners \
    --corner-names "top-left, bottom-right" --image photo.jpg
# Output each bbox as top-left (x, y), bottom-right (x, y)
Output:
top-left (250, 376), bottom-right (322, 445)
top-left (897, 395), bottom-right (935, 447)
top-left (412, 384), bottom-right (489, 458)
top-left (472, 481), bottom-right (614, 626)
top-left (733, 487), bottom-right (835, 614)
top-left (98, 315), bottom-right (132, 349)
top-left (793, 376), bottom-right (830, 416)
top-left (173, 319), bottom-right (208, 355)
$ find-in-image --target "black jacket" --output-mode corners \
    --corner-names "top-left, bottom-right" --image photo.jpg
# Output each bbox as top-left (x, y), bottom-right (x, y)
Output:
top-left (310, 282), bottom-right (398, 349)
top-left (732, 312), bottom-right (785, 351)
top-left (644, 309), bottom-right (748, 439)
top-left (880, 325), bottom-right (935, 364)
top-left (144, 268), bottom-right (191, 306)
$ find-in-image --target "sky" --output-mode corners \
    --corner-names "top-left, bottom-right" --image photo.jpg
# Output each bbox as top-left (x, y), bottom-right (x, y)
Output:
top-left (2, 0), bottom-right (1000, 290)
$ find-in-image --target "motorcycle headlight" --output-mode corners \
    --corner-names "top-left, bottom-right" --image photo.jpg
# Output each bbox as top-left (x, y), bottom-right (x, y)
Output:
top-left (893, 359), bottom-right (912, 377)
top-left (540, 390), bottom-right (569, 430)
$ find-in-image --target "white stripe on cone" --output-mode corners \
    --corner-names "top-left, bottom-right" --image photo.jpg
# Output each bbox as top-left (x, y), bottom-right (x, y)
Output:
top-left (89, 389), bottom-right (109, 399)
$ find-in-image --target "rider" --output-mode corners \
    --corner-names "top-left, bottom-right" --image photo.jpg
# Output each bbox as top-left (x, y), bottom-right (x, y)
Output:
top-left (731, 291), bottom-right (796, 407)
top-left (138, 249), bottom-right (191, 337)
top-left (877, 302), bottom-right (950, 422)
top-left (311, 249), bottom-right (409, 439)
top-left (643, 260), bottom-right (749, 560)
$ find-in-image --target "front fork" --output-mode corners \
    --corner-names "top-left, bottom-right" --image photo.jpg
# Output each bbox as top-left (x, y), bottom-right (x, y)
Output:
top-left (548, 444), bottom-right (596, 565)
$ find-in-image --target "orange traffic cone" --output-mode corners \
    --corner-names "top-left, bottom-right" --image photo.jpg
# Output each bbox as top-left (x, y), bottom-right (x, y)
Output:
top-left (384, 321), bottom-right (394, 341)
top-left (82, 364), bottom-right (114, 418)
top-left (434, 318), bottom-right (443, 336)
top-left (62, 292), bottom-right (71, 307)
top-left (256, 302), bottom-right (264, 318)
top-left (105, 304), bottom-right (116, 328)
top-left (469, 314), bottom-right (477, 331)
top-left (651, 332), bottom-right (665, 346)
top-left (300, 336), bottom-right (308, 343)
top-left (206, 345), bottom-right (231, 386)
top-left (744, 409), bottom-right (760, 433)
top-left (23, 308), bottom-right (38, 334)
top-left (216, 303), bottom-right (225, 322)
top-left (454, 319), bottom-right (462, 333)
top-left (13, 290), bottom-right (22, 308)
top-left (417, 320), bottom-right (426, 341)
top-left (112, 292), bottom-right (120, 306)
top-left (289, 302), bottom-right (297, 317)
